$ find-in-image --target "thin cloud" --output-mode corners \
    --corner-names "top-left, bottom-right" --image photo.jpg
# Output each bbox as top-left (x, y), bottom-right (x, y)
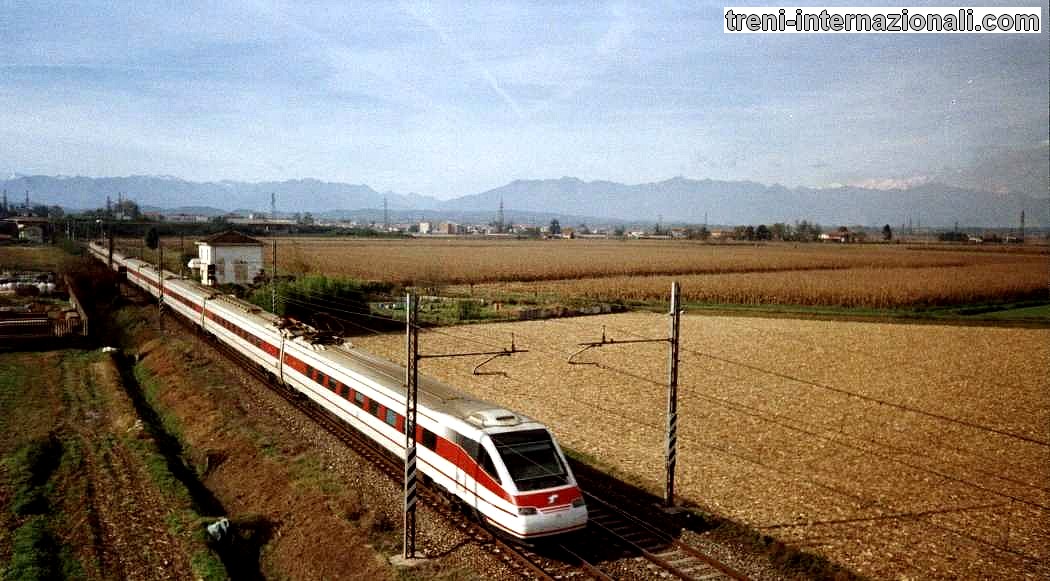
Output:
top-left (399, 1), bottom-right (525, 120)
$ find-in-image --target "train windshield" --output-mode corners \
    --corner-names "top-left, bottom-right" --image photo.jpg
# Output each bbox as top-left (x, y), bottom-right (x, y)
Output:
top-left (491, 429), bottom-right (567, 491)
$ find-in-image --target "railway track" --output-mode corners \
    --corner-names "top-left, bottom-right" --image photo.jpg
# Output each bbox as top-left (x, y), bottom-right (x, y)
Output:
top-left (148, 295), bottom-right (746, 580)
top-left (160, 309), bottom-right (598, 579)
top-left (578, 493), bottom-right (747, 580)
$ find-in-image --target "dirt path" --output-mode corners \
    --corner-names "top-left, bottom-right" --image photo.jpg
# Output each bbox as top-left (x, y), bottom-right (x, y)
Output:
top-left (0, 350), bottom-right (202, 580)
top-left (67, 359), bottom-right (196, 579)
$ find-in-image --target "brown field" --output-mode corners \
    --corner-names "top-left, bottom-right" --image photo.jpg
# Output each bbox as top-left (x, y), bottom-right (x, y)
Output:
top-left (262, 238), bottom-right (1041, 284)
top-left (131, 236), bottom-right (1048, 308)
top-left (0, 245), bottom-right (68, 272)
top-left (278, 238), bottom-right (1048, 308)
top-left (470, 262), bottom-right (1049, 308)
top-left (352, 313), bottom-right (1050, 580)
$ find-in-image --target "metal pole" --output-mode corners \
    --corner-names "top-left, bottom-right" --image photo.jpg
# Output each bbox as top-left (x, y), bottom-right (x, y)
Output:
top-left (271, 240), bottom-right (278, 313)
top-left (665, 281), bottom-right (681, 507)
top-left (158, 244), bottom-right (165, 334)
top-left (403, 293), bottom-right (419, 559)
top-left (107, 226), bottom-right (114, 268)
top-left (180, 233), bottom-right (185, 278)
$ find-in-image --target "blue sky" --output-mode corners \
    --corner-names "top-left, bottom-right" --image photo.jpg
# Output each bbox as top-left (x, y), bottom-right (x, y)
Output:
top-left (1, 1), bottom-right (1047, 198)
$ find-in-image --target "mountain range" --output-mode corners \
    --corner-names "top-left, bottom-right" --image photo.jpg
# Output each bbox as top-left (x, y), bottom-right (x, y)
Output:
top-left (2, 174), bottom-right (1045, 227)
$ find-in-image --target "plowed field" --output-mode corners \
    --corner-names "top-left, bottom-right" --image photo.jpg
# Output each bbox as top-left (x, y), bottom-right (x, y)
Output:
top-left (353, 313), bottom-right (1050, 580)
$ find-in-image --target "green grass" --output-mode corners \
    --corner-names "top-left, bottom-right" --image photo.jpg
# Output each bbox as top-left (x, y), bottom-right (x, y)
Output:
top-left (5, 436), bottom-right (63, 517)
top-left (190, 549), bottom-right (228, 581)
top-left (975, 303), bottom-right (1050, 319)
top-left (289, 454), bottom-right (342, 495)
top-left (4, 516), bottom-right (58, 581)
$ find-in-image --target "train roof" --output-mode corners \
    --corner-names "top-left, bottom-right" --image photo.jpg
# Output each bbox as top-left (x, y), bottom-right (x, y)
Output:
top-left (95, 242), bottom-right (538, 434)
top-left (305, 339), bottom-right (539, 432)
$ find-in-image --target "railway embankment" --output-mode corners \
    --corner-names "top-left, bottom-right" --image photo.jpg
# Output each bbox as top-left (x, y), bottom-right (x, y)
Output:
top-left (103, 295), bottom-right (505, 579)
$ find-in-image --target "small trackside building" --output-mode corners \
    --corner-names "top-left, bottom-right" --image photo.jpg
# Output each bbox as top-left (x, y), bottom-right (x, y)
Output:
top-left (193, 230), bottom-right (264, 286)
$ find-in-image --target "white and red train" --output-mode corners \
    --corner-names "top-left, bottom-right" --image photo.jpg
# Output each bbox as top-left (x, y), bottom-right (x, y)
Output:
top-left (88, 241), bottom-right (588, 539)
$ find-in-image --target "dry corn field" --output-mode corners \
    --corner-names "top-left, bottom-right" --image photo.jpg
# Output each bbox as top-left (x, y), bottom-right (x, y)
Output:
top-left (352, 313), bottom-right (1050, 580)
top-left (270, 238), bottom-right (1047, 307)
top-left (134, 237), bottom-right (1047, 307)
top-left (471, 263), bottom-right (1049, 308)
top-left (262, 237), bottom-right (1035, 282)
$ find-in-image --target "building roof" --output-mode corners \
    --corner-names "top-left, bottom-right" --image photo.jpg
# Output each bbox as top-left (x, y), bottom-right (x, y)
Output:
top-left (196, 230), bottom-right (262, 246)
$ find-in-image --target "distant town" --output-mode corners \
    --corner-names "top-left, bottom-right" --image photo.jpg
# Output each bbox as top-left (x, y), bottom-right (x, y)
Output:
top-left (0, 188), bottom-right (1040, 246)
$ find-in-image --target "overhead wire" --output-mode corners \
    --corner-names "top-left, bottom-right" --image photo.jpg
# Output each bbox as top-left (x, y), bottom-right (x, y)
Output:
top-left (599, 320), bottom-right (1050, 448)
top-left (276, 276), bottom-right (1048, 509)
top-left (523, 316), bottom-right (1050, 510)
top-left (225, 262), bottom-right (1045, 558)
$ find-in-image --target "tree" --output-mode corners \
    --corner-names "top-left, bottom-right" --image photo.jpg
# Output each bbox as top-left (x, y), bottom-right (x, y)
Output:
top-left (549, 219), bottom-right (561, 236)
top-left (144, 226), bottom-right (159, 250)
top-left (755, 224), bottom-right (771, 240)
top-left (744, 225), bottom-right (755, 241)
top-left (794, 220), bottom-right (823, 242)
top-left (115, 199), bottom-right (140, 220)
top-left (770, 222), bottom-right (789, 241)
top-left (882, 224), bottom-right (893, 241)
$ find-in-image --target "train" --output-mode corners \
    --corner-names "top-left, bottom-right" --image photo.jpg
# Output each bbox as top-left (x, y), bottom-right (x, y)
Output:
top-left (87, 241), bottom-right (588, 539)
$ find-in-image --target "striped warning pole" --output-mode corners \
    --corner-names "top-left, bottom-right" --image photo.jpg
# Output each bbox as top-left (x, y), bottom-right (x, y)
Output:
top-left (665, 281), bottom-right (681, 507)
top-left (403, 293), bottom-right (420, 559)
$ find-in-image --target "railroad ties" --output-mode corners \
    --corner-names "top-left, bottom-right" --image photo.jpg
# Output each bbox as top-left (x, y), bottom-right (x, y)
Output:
top-left (575, 493), bottom-right (748, 580)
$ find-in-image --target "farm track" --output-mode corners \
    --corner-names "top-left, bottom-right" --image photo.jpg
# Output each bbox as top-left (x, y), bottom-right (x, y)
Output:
top-left (154, 299), bottom-right (750, 580)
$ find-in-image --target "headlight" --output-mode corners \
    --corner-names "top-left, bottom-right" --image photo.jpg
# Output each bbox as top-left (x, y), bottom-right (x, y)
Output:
top-left (517, 506), bottom-right (538, 516)
top-left (572, 497), bottom-right (586, 508)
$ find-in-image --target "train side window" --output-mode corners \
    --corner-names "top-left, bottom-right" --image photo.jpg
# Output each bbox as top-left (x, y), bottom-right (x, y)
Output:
top-left (420, 429), bottom-right (437, 450)
top-left (354, 392), bottom-right (365, 407)
top-left (305, 365), bottom-right (314, 379)
top-left (455, 434), bottom-right (479, 458)
top-left (367, 400), bottom-right (380, 416)
top-left (477, 448), bottom-right (501, 484)
top-left (384, 409), bottom-right (397, 427)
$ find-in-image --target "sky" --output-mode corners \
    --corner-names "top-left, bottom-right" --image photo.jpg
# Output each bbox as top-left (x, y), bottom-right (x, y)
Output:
top-left (1, 1), bottom-right (1047, 199)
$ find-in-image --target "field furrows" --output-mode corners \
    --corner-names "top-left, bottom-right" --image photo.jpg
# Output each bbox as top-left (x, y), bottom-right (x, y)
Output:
top-left (352, 313), bottom-right (1050, 580)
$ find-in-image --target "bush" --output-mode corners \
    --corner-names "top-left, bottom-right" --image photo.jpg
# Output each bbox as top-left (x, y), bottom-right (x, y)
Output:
top-left (248, 275), bottom-right (395, 333)
top-left (454, 300), bottom-right (482, 321)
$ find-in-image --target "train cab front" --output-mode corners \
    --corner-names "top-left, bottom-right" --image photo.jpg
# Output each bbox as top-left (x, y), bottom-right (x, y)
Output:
top-left (489, 427), bottom-right (588, 539)
top-left (512, 485), bottom-right (588, 539)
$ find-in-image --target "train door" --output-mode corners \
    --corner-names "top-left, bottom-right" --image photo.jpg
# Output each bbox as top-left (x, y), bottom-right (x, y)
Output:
top-left (473, 438), bottom-right (503, 522)
top-left (454, 435), bottom-right (479, 507)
